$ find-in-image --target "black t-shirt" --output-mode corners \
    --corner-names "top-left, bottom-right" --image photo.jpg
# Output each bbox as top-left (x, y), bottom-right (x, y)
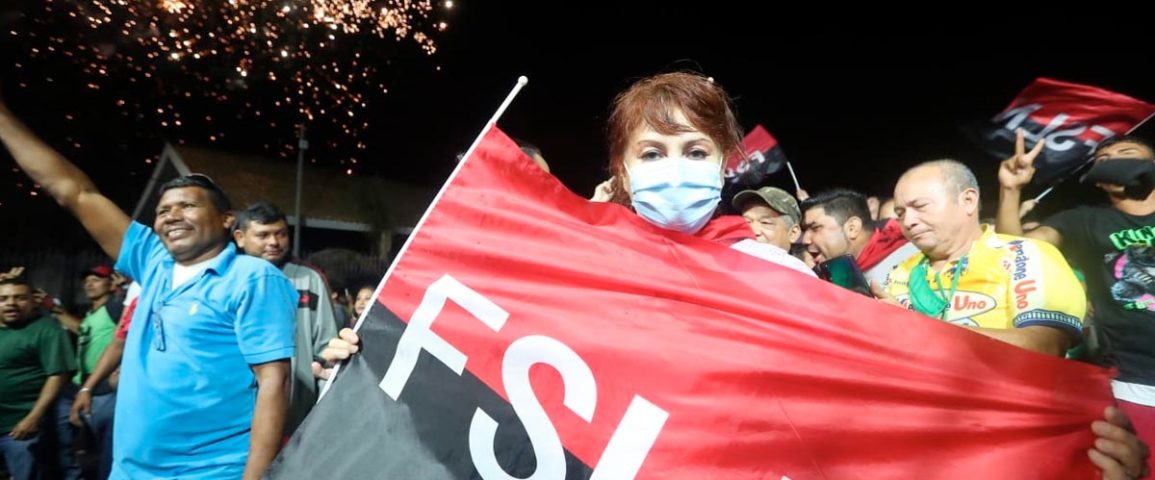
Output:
top-left (1046, 205), bottom-right (1155, 384)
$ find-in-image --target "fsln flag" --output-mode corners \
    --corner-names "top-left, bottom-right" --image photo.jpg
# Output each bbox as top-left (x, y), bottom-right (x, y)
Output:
top-left (268, 126), bottom-right (1113, 480)
top-left (724, 124), bottom-right (788, 186)
top-left (966, 77), bottom-right (1155, 185)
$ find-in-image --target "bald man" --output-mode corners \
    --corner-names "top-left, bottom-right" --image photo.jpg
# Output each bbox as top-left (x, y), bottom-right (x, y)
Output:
top-left (877, 159), bottom-right (1085, 357)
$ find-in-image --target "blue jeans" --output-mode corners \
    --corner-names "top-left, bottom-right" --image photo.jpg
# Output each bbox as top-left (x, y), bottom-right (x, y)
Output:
top-left (0, 431), bottom-right (42, 480)
top-left (87, 392), bottom-right (116, 480)
top-left (51, 382), bottom-right (81, 480)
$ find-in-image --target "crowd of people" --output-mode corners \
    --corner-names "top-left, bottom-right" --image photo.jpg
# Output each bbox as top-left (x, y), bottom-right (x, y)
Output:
top-left (1, 71), bottom-right (1152, 480)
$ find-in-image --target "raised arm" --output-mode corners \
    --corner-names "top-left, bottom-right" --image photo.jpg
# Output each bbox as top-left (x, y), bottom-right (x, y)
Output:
top-left (0, 97), bottom-right (130, 259)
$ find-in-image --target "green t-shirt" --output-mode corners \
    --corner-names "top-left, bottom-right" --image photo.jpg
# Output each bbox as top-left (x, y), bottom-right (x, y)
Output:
top-left (0, 314), bottom-right (77, 432)
top-left (74, 304), bottom-right (118, 385)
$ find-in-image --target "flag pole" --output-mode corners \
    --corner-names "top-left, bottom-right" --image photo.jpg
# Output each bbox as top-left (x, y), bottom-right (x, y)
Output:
top-left (785, 160), bottom-right (802, 192)
top-left (1033, 156), bottom-right (1092, 203)
top-left (293, 123), bottom-right (307, 257)
top-left (453, 76), bottom-right (529, 167)
top-left (362, 74), bottom-right (528, 327)
top-left (1033, 186), bottom-right (1055, 202)
top-left (319, 76), bottom-right (530, 399)
top-left (1033, 113), bottom-right (1155, 203)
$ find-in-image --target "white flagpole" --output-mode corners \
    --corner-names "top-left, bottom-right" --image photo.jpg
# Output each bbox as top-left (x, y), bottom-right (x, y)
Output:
top-left (456, 76), bottom-right (529, 165)
top-left (1033, 110), bottom-right (1154, 204)
top-left (785, 160), bottom-right (802, 192)
top-left (1033, 186), bottom-right (1055, 202)
top-left (319, 76), bottom-right (530, 400)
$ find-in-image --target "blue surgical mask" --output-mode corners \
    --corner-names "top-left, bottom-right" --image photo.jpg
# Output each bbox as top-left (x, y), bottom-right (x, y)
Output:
top-left (628, 157), bottom-right (723, 234)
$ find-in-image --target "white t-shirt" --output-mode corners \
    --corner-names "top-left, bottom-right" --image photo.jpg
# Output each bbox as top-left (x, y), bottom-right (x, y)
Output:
top-left (1114, 380), bottom-right (1155, 407)
top-left (172, 258), bottom-right (214, 289)
top-left (124, 282), bottom-right (142, 304)
top-left (863, 242), bottom-right (920, 286)
top-left (730, 239), bottom-right (817, 277)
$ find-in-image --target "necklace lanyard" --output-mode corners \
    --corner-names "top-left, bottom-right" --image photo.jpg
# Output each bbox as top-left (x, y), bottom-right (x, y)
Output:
top-left (909, 256), bottom-right (968, 320)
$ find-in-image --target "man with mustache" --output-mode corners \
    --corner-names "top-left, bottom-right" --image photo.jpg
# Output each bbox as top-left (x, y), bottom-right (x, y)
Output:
top-left (0, 275), bottom-right (76, 480)
top-left (799, 188), bottom-right (920, 287)
top-left (0, 97), bottom-right (297, 480)
top-left (879, 159), bottom-right (1085, 356)
top-left (877, 159), bottom-right (1152, 478)
top-left (233, 201), bottom-right (338, 435)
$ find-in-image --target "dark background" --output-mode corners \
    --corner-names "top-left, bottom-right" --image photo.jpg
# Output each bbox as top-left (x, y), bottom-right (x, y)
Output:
top-left (2, 3), bottom-right (1153, 252)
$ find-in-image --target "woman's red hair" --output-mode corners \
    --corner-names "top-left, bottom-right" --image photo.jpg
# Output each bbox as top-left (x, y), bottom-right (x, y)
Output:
top-left (605, 72), bottom-right (743, 206)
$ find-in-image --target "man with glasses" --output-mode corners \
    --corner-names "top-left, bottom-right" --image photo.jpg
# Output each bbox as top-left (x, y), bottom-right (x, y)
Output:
top-left (0, 97), bottom-right (296, 480)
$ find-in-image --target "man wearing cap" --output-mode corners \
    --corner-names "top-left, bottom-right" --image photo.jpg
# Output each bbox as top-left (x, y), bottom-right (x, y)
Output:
top-left (0, 97), bottom-right (296, 480)
top-left (799, 188), bottom-right (920, 286)
top-left (997, 132), bottom-right (1155, 473)
top-left (732, 186), bottom-right (803, 252)
top-left (62, 264), bottom-right (124, 480)
top-left (729, 186), bottom-right (815, 276)
top-left (70, 279), bottom-right (142, 480)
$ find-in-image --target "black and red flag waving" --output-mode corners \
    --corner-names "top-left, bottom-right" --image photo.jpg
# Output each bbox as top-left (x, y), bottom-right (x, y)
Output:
top-left (966, 77), bottom-right (1155, 185)
top-left (724, 124), bottom-right (787, 187)
top-left (268, 127), bottom-right (1114, 480)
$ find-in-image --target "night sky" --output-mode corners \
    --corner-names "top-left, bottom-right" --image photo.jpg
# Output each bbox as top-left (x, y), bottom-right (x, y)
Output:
top-left (2, 3), bottom-right (1153, 253)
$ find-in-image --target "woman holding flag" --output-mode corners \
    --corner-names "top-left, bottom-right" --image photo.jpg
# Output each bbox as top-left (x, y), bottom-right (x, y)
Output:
top-left (313, 72), bottom-right (1150, 479)
top-left (596, 72), bottom-right (750, 241)
top-left (592, 71), bottom-right (812, 274)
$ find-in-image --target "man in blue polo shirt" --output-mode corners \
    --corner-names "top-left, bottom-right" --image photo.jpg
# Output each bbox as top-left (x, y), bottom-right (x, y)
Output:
top-left (0, 97), bottom-right (296, 480)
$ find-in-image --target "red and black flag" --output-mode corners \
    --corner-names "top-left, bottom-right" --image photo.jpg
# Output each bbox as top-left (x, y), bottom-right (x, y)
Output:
top-left (966, 77), bottom-right (1155, 185)
top-left (724, 124), bottom-right (788, 187)
top-left (267, 126), bottom-right (1113, 480)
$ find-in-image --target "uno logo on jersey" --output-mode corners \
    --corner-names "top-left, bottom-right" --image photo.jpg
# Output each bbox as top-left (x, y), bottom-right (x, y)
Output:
top-left (1014, 280), bottom-right (1038, 310)
top-left (950, 291), bottom-right (997, 318)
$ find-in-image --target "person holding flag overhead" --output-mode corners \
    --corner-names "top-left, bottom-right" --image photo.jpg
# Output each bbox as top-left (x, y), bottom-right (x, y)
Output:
top-left (966, 77), bottom-right (1155, 187)
top-left (997, 128), bottom-right (1155, 474)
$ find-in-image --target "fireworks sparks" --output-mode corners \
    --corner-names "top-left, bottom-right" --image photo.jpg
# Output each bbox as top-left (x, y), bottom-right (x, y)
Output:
top-left (14, 0), bottom-right (450, 167)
